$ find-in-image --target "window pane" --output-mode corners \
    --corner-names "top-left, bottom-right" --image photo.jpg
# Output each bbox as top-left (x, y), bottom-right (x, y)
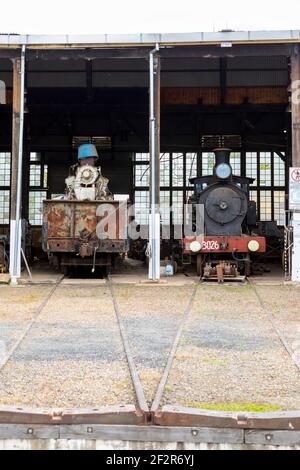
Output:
top-left (260, 152), bottom-right (272, 187)
top-left (160, 191), bottom-right (170, 225)
top-left (135, 165), bottom-right (149, 187)
top-left (0, 153), bottom-right (11, 187)
top-left (260, 190), bottom-right (272, 221)
top-left (230, 152), bottom-right (241, 176)
top-left (246, 152), bottom-right (257, 186)
top-left (274, 191), bottom-right (286, 226)
top-left (135, 153), bottom-right (149, 162)
top-left (29, 191), bottom-right (47, 226)
top-left (274, 153), bottom-right (285, 187)
top-left (172, 191), bottom-right (184, 225)
top-left (30, 152), bottom-right (41, 163)
top-left (202, 152), bottom-right (215, 176)
top-left (0, 190), bottom-right (10, 224)
top-left (172, 153), bottom-right (184, 187)
top-left (30, 165), bottom-right (41, 187)
top-left (160, 154), bottom-right (170, 187)
top-left (186, 153), bottom-right (197, 186)
top-left (134, 191), bottom-right (149, 225)
top-left (43, 165), bottom-right (48, 188)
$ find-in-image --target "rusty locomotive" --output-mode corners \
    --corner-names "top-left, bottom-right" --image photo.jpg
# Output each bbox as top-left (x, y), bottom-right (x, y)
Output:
top-left (183, 148), bottom-right (266, 279)
top-left (42, 144), bottom-right (130, 275)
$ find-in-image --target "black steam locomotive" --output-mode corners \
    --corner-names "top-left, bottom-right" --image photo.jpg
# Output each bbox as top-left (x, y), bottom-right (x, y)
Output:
top-left (184, 148), bottom-right (266, 279)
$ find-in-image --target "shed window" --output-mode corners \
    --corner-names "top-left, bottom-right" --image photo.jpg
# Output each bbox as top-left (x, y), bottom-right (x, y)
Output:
top-left (133, 152), bottom-right (198, 231)
top-left (0, 153), bottom-right (10, 225)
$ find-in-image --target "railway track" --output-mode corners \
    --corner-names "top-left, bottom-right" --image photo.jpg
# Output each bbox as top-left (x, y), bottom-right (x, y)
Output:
top-left (0, 276), bottom-right (64, 372)
top-left (249, 279), bottom-right (300, 375)
top-left (0, 277), bottom-right (144, 423)
top-left (108, 276), bottom-right (149, 414)
top-left (106, 276), bottom-right (201, 415)
top-left (150, 279), bottom-right (200, 413)
top-left (1, 275), bottom-right (300, 436)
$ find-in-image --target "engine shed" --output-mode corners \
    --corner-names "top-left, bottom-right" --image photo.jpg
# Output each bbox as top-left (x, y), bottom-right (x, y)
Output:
top-left (0, 31), bottom-right (300, 281)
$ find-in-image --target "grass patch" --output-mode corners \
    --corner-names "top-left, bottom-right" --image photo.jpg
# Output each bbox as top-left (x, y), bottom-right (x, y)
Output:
top-left (185, 402), bottom-right (283, 413)
top-left (7, 295), bottom-right (41, 304)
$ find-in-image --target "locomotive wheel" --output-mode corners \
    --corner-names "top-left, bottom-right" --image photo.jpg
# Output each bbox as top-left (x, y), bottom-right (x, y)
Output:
top-left (196, 254), bottom-right (203, 277)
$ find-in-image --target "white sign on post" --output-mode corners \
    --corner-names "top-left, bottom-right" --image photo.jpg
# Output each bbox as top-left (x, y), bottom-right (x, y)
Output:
top-left (292, 213), bottom-right (300, 282)
top-left (289, 168), bottom-right (300, 210)
top-left (290, 168), bottom-right (300, 282)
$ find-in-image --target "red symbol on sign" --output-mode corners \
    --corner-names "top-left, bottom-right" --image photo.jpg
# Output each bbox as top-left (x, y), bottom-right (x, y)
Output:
top-left (291, 169), bottom-right (300, 182)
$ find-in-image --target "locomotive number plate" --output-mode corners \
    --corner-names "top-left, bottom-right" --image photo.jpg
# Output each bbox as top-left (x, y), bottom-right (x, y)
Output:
top-left (202, 240), bottom-right (220, 251)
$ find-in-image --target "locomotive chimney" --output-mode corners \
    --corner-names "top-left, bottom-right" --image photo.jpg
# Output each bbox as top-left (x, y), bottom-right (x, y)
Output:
top-left (213, 148), bottom-right (231, 167)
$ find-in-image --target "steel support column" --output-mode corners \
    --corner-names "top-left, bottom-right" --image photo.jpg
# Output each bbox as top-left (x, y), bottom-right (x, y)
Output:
top-left (148, 45), bottom-right (161, 281)
top-left (9, 45), bottom-right (26, 284)
top-left (291, 44), bottom-right (300, 167)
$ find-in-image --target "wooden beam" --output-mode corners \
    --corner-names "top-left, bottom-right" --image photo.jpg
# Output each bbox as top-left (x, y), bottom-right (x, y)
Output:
top-left (291, 44), bottom-right (300, 167)
top-left (10, 58), bottom-right (21, 224)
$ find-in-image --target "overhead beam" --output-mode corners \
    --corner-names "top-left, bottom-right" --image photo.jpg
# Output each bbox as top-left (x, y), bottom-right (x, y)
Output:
top-left (161, 43), bottom-right (293, 59)
top-left (0, 43), bottom-right (292, 61)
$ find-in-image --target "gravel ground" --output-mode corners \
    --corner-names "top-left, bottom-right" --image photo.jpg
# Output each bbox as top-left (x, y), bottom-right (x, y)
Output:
top-left (0, 285), bottom-right (52, 354)
top-left (163, 284), bottom-right (300, 410)
top-left (255, 285), bottom-right (300, 370)
top-left (113, 285), bottom-right (195, 405)
top-left (1, 281), bottom-right (300, 411)
top-left (0, 285), bottom-right (135, 408)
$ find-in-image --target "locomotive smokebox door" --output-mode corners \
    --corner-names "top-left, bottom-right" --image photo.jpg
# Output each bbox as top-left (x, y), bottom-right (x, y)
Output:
top-left (203, 186), bottom-right (247, 236)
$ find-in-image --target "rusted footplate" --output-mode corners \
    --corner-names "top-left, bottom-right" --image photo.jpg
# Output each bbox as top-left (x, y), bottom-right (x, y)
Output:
top-left (0, 405), bottom-right (146, 425)
top-left (154, 406), bottom-right (300, 431)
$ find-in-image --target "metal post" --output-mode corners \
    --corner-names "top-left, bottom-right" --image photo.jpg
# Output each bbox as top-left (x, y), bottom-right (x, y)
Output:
top-left (9, 45), bottom-right (26, 284)
top-left (149, 44), bottom-right (161, 281)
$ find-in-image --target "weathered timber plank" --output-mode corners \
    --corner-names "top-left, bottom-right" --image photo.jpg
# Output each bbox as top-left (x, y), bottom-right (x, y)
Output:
top-left (0, 425), bottom-right (59, 439)
top-left (60, 425), bottom-right (244, 444)
top-left (155, 406), bottom-right (300, 430)
top-left (245, 430), bottom-right (300, 446)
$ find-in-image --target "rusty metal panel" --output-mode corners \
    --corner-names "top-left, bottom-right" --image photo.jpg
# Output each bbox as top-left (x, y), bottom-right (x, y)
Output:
top-left (161, 86), bottom-right (288, 106)
top-left (225, 86), bottom-right (288, 104)
top-left (43, 200), bottom-right (130, 253)
top-left (161, 87), bottom-right (220, 105)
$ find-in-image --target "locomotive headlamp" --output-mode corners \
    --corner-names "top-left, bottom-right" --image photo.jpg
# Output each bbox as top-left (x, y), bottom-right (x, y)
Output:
top-left (248, 240), bottom-right (260, 252)
top-left (215, 163), bottom-right (232, 180)
top-left (190, 241), bottom-right (202, 253)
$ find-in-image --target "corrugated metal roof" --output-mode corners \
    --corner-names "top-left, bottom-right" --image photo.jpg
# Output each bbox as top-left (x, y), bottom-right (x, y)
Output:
top-left (0, 30), bottom-right (300, 47)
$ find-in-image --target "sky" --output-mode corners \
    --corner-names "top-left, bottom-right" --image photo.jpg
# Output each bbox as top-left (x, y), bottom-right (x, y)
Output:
top-left (1, 0), bottom-right (300, 35)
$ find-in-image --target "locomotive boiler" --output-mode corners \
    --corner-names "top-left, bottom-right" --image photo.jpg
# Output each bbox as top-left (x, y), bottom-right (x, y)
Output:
top-left (42, 144), bottom-right (130, 275)
top-left (184, 148), bottom-right (266, 280)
